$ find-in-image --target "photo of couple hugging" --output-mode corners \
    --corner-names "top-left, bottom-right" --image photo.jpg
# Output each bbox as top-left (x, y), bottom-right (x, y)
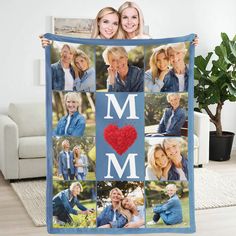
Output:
top-left (53, 137), bottom-right (95, 181)
top-left (97, 182), bottom-right (145, 228)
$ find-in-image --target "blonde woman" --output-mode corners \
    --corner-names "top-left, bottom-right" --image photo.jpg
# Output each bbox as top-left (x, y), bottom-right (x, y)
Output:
top-left (149, 184), bottom-right (183, 225)
top-left (73, 50), bottom-right (95, 92)
top-left (102, 46), bottom-right (144, 92)
top-left (145, 144), bottom-right (171, 180)
top-left (53, 92), bottom-right (85, 136)
top-left (161, 42), bottom-right (189, 92)
top-left (163, 138), bottom-right (188, 180)
top-left (158, 93), bottom-right (186, 136)
top-left (73, 145), bottom-right (88, 180)
top-left (91, 7), bottom-right (122, 39)
top-left (121, 197), bottom-right (145, 228)
top-left (97, 187), bottom-right (130, 228)
top-left (53, 182), bottom-right (94, 225)
top-left (118, 1), bottom-right (150, 39)
top-left (145, 45), bottom-right (170, 92)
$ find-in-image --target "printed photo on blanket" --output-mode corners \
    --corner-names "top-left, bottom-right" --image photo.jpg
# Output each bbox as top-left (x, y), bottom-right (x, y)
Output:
top-left (145, 181), bottom-right (189, 228)
top-left (96, 181), bottom-right (145, 228)
top-left (144, 42), bottom-right (190, 93)
top-left (96, 45), bottom-right (144, 92)
top-left (50, 42), bottom-right (95, 92)
top-left (52, 181), bottom-right (96, 228)
top-left (52, 91), bottom-right (95, 137)
top-left (145, 137), bottom-right (188, 181)
top-left (145, 93), bottom-right (188, 137)
top-left (52, 136), bottom-right (96, 181)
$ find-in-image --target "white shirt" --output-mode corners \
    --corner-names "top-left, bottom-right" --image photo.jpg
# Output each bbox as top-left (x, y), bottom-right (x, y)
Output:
top-left (166, 110), bottom-right (175, 130)
top-left (63, 68), bottom-right (74, 91)
top-left (65, 115), bottom-right (71, 135)
top-left (76, 158), bottom-right (84, 173)
top-left (176, 74), bottom-right (185, 92)
top-left (176, 167), bottom-right (187, 181)
top-left (65, 151), bottom-right (70, 169)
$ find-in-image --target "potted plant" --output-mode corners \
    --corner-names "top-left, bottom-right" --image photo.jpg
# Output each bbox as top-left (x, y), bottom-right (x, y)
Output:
top-left (194, 32), bottom-right (236, 161)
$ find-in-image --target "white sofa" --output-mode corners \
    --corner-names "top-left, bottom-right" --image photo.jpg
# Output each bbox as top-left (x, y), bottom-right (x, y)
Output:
top-left (194, 111), bottom-right (210, 166)
top-left (0, 103), bottom-right (46, 179)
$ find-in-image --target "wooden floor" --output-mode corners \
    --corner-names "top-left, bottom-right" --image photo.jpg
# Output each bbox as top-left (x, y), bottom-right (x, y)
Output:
top-left (1, 153), bottom-right (236, 236)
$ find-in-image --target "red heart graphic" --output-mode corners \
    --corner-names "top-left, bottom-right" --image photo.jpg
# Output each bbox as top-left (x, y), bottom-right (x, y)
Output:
top-left (104, 124), bottom-right (137, 155)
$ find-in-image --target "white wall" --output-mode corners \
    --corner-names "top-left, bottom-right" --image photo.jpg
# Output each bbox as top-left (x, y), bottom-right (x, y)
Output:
top-left (0, 0), bottom-right (236, 147)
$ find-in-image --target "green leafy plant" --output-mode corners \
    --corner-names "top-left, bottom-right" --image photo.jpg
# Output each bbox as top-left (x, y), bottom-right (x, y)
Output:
top-left (194, 33), bottom-right (236, 135)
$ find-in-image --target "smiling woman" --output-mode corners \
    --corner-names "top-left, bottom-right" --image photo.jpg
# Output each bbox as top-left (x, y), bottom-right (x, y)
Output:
top-left (53, 92), bottom-right (86, 137)
top-left (118, 1), bottom-right (150, 39)
top-left (100, 46), bottom-right (144, 92)
top-left (91, 7), bottom-right (122, 39)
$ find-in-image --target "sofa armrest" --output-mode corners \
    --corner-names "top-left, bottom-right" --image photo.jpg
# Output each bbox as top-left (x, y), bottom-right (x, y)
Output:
top-left (0, 115), bottom-right (19, 179)
top-left (194, 111), bottom-right (210, 165)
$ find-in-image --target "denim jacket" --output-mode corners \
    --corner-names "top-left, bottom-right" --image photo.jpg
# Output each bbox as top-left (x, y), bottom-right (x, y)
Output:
top-left (153, 194), bottom-right (183, 225)
top-left (97, 205), bottom-right (127, 228)
top-left (158, 106), bottom-right (186, 136)
top-left (168, 156), bottom-right (188, 180)
top-left (51, 61), bottom-right (75, 90)
top-left (53, 189), bottom-right (87, 215)
top-left (73, 67), bottom-right (95, 92)
top-left (58, 151), bottom-right (75, 175)
top-left (160, 66), bottom-right (189, 92)
top-left (53, 111), bottom-right (85, 136)
top-left (108, 65), bottom-right (144, 92)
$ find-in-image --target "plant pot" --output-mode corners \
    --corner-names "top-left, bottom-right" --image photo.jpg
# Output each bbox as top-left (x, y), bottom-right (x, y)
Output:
top-left (209, 131), bottom-right (235, 161)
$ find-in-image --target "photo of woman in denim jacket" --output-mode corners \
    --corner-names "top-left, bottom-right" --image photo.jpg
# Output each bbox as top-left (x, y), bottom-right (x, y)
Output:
top-left (97, 188), bottom-right (130, 228)
top-left (158, 93), bottom-right (186, 136)
top-left (53, 92), bottom-right (85, 136)
top-left (102, 46), bottom-right (144, 92)
top-left (148, 184), bottom-right (183, 226)
top-left (53, 182), bottom-right (93, 226)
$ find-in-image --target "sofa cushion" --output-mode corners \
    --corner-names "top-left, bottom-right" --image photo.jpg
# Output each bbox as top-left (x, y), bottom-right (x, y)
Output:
top-left (19, 136), bottom-right (46, 159)
top-left (8, 103), bottom-right (45, 137)
top-left (194, 134), bottom-right (199, 148)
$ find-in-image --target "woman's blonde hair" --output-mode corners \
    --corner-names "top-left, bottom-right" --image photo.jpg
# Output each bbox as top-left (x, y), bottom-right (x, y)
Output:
top-left (166, 183), bottom-right (177, 192)
top-left (149, 45), bottom-right (168, 83)
top-left (109, 188), bottom-right (132, 222)
top-left (167, 42), bottom-right (187, 56)
top-left (91, 7), bottom-right (122, 39)
top-left (73, 145), bottom-right (81, 159)
top-left (64, 92), bottom-right (80, 105)
top-left (118, 1), bottom-right (145, 39)
top-left (69, 182), bottom-right (83, 192)
top-left (73, 50), bottom-right (90, 78)
top-left (166, 93), bottom-right (181, 103)
top-left (102, 46), bottom-right (128, 65)
top-left (163, 138), bottom-right (180, 150)
top-left (147, 144), bottom-right (168, 179)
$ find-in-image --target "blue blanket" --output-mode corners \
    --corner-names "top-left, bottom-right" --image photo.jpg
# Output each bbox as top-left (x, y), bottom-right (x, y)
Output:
top-left (45, 33), bottom-right (196, 234)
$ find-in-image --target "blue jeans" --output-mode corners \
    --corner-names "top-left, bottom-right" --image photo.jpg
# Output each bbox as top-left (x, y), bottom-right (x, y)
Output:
top-left (76, 172), bottom-right (85, 180)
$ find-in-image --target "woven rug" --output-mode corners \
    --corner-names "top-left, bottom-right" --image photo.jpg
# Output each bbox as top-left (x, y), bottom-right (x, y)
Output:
top-left (194, 168), bottom-right (236, 210)
top-left (10, 180), bottom-right (46, 226)
top-left (10, 168), bottom-right (236, 227)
